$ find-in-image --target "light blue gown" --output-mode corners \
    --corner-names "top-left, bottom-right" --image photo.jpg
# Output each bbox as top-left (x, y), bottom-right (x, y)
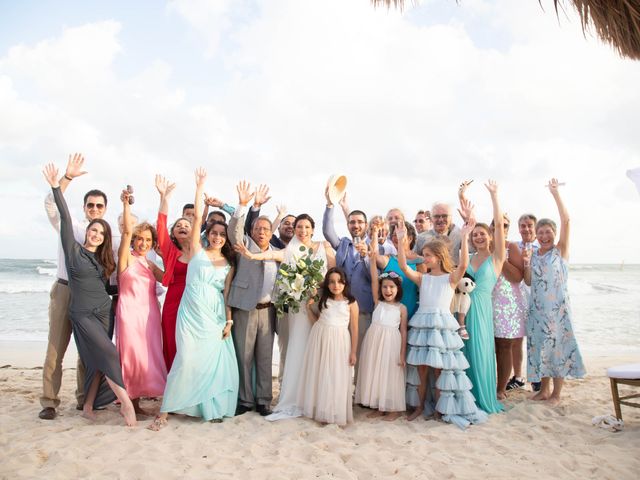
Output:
top-left (463, 255), bottom-right (503, 414)
top-left (160, 250), bottom-right (239, 420)
top-left (527, 247), bottom-right (585, 381)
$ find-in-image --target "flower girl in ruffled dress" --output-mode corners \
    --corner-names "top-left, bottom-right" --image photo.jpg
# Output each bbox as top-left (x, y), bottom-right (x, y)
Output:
top-left (397, 219), bottom-right (487, 427)
top-left (355, 230), bottom-right (408, 421)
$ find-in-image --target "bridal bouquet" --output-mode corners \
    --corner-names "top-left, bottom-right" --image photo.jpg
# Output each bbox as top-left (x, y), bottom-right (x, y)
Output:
top-left (274, 245), bottom-right (325, 317)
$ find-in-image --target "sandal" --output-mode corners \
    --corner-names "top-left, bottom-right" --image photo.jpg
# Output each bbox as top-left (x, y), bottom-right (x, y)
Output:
top-left (458, 326), bottom-right (470, 340)
top-left (147, 416), bottom-right (168, 431)
top-left (592, 415), bottom-right (624, 432)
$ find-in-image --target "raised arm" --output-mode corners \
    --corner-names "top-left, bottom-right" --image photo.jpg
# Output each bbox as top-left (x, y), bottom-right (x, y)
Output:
top-left (232, 180), bottom-right (254, 244)
top-left (272, 204), bottom-right (287, 234)
top-left (155, 174), bottom-right (176, 215)
top-left (502, 242), bottom-right (524, 283)
top-left (395, 222), bottom-right (422, 286)
top-left (118, 188), bottom-right (134, 274)
top-left (189, 168), bottom-right (207, 256)
top-left (43, 164), bottom-right (75, 258)
top-left (549, 178), bottom-right (570, 260)
top-left (44, 154), bottom-right (87, 231)
top-left (233, 242), bottom-right (285, 262)
top-left (322, 186), bottom-right (341, 248)
top-left (485, 180), bottom-right (506, 272)
top-left (450, 218), bottom-right (475, 286)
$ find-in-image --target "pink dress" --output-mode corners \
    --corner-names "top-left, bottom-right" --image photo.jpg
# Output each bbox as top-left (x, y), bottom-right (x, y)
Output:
top-left (116, 255), bottom-right (167, 398)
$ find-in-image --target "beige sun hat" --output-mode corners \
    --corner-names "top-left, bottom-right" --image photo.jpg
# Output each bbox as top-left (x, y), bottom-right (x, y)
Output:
top-left (326, 174), bottom-right (348, 204)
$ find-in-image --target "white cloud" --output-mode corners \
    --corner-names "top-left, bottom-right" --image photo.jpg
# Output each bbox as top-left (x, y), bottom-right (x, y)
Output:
top-left (0, 0), bottom-right (639, 263)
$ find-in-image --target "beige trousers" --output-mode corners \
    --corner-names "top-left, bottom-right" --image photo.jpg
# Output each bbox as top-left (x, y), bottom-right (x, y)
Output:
top-left (39, 281), bottom-right (85, 409)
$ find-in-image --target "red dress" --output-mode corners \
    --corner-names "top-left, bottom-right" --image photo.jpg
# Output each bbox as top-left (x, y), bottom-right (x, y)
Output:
top-left (157, 212), bottom-right (188, 370)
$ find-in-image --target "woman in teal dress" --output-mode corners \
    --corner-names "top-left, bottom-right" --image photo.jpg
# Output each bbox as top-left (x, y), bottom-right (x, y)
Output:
top-left (461, 180), bottom-right (506, 414)
top-left (150, 168), bottom-right (238, 430)
top-left (522, 179), bottom-right (585, 407)
top-left (375, 221), bottom-right (423, 317)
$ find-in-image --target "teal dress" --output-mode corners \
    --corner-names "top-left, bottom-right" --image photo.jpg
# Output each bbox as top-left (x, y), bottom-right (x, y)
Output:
top-left (463, 255), bottom-right (503, 414)
top-left (160, 250), bottom-right (239, 420)
top-left (384, 256), bottom-right (420, 317)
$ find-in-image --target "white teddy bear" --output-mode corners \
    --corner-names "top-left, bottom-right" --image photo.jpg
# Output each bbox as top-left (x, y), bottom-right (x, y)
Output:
top-left (453, 275), bottom-right (476, 340)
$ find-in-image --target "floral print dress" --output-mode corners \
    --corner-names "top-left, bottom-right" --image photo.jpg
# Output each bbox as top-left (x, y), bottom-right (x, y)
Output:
top-left (527, 247), bottom-right (585, 382)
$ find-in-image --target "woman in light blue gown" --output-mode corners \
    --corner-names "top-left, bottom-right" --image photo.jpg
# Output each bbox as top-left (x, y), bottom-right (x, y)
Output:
top-left (461, 180), bottom-right (506, 414)
top-left (150, 168), bottom-right (238, 430)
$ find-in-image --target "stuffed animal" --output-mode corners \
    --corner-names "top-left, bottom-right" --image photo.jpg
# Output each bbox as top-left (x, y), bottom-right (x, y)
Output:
top-left (453, 274), bottom-right (476, 340)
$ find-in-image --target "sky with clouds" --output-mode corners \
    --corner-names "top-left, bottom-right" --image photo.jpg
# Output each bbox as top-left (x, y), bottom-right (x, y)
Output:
top-left (1, 0), bottom-right (639, 263)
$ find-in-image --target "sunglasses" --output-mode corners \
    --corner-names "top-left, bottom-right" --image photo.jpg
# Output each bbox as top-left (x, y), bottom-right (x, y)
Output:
top-left (85, 203), bottom-right (105, 210)
top-left (413, 219), bottom-right (426, 224)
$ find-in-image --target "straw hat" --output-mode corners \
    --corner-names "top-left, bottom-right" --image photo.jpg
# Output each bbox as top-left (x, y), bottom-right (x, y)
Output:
top-left (326, 174), bottom-right (348, 204)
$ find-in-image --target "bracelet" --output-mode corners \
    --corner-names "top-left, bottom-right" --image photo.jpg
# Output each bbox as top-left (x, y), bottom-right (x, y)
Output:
top-left (226, 320), bottom-right (234, 325)
top-left (64, 175), bottom-right (73, 181)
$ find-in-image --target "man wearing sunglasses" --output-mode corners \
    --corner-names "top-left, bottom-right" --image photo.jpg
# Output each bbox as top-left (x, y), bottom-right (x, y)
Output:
top-left (39, 153), bottom-right (108, 420)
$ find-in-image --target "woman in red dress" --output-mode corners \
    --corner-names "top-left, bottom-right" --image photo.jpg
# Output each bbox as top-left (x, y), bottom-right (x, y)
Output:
top-left (155, 175), bottom-right (192, 370)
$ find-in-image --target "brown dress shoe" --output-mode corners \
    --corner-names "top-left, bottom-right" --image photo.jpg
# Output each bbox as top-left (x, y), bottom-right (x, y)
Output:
top-left (39, 407), bottom-right (56, 420)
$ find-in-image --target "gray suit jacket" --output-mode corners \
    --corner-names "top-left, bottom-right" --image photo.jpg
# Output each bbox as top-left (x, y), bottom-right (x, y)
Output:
top-left (227, 210), bottom-right (280, 311)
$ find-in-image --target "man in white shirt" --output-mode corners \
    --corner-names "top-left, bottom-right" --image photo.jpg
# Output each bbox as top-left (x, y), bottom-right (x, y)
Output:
top-left (414, 202), bottom-right (462, 264)
top-left (39, 154), bottom-right (108, 420)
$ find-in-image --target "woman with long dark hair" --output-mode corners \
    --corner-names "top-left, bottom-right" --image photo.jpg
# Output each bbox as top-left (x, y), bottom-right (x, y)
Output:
top-left (149, 168), bottom-right (239, 430)
top-left (42, 163), bottom-right (136, 426)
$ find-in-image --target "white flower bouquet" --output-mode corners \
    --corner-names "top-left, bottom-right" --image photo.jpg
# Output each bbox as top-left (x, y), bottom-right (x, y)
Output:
top-left (274, 245), bottom-right (325, 317)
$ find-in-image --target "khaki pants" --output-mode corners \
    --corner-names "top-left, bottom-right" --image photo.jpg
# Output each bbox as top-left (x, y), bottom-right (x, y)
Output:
top-left (40, 281), bottom-right (85, 409)
top-left (354, 311), bottom-right (372, 384)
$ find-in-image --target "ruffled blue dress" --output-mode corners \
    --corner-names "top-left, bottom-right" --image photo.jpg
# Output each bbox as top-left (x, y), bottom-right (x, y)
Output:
top-left (406, 273), bottom-right (487, 428)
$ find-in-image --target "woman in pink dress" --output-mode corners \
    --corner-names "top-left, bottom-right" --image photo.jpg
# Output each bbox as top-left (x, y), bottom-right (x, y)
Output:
top-left (155, 175), bottom-right (192, 370)
top-left (116, 187), bottom-right (167, 413)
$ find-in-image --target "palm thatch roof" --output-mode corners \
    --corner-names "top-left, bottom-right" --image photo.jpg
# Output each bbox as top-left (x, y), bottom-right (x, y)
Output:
top-left (371, 0), bottom-right (640, 60)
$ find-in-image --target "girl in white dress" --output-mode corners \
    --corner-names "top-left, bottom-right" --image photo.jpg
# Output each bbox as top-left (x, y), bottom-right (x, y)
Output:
top-left (355, 234), bottom-right (408, 421)
top-left (296, 268), bottom-right (358, 426)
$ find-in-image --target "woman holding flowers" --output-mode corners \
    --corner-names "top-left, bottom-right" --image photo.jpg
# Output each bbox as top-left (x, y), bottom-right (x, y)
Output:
top-left (235, 213), bottom-right (335, 420)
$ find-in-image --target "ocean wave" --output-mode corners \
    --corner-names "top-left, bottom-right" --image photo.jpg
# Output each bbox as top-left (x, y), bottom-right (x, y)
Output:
top-left (0, 284), bottom-right (50, 294)
top-left (37, 266), bottom-right (57, 277)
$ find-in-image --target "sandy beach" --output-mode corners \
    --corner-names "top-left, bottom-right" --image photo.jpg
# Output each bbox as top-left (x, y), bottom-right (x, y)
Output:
top-left (0, 347), bottom-right (638, 480)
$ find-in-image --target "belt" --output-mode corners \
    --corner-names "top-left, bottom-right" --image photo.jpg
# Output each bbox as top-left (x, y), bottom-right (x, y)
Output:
top-left (57, 278), bottom-right (69, 286)
top-left (255, 302), bottom-right (272, 310)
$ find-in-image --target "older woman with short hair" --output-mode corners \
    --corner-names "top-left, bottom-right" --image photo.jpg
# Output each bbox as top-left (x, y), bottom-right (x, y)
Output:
top-left (523, 180), bottom-right (585, 406)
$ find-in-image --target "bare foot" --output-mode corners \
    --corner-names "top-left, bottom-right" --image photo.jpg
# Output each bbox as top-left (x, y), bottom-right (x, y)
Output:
top-left (407, 408), bottom-right (423, 421)
top-left (366, 410), bottom-right (385, 419)
top-left (382, 412), bottom-right (402, 422)
top-left (546, 396), bottom-right (561, 407)
top-left (147, 415), bottom-right (168, 431)
top-left (120, 403), bottom-right (137, 427)
top-left (497, 391), bottom-right (507, 400)
top-left (531, 390), bottom-right (551, 401)
top-left (81, 408), bottom-right (97, 421)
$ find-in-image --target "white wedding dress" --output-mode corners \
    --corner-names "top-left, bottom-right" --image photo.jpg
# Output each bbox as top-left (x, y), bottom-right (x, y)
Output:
top-left (266, 239), bottom-right (327, 421)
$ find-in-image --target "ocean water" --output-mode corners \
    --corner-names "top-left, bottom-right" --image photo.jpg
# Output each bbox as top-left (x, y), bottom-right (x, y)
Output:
top-left (0, 259), bottom-right (638, 356)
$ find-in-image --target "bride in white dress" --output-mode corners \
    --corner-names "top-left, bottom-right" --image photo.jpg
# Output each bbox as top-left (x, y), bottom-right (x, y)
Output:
top-left (234, 213), bottom-right (334, 420)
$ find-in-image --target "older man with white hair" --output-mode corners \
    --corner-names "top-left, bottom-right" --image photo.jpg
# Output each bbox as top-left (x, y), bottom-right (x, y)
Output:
top-left (413, 202), bottom-right (463, 264)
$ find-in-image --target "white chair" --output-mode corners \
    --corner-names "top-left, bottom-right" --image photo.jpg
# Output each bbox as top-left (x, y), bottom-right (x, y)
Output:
top-left (607, 363), bottom-right (640, 420)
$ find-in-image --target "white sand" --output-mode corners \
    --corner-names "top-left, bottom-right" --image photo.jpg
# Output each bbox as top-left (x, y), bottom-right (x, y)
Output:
top-left (0, 350), bottom-right (638, 479)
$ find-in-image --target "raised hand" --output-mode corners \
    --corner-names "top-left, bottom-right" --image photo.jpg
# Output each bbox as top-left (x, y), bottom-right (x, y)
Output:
top-left (395, 221), bottom-right (406, 240)
top-left (64, 153), bottom-right (87, 180)
top-left (195, 167), bottom-right (207, 187)
top-left (458, 180), bottom-right (473, 200)
top-left (155, 175), bottom-right (176, 197)
top-left (547, 178), bottom-right (562, 194)
top-left (276, 204), bottom-right (287, 217)
top-left (460, 217), bottom-right (476, 237)
top-left (484, 179), bottom-right (499, 195)
top-left (458, 197), bottom-right (476, 222)
top-left (339, 191), bottom-right (349, 211)
top-left (324, 185), bottom-right (333, 207)
top-left (204, 195), bottom-right (224, 208)
top-left (42, 163), bottom-right (60, 188)
top-left (253, 184), bottom-right (271, 208)
top-left (236, 180), bottom-right (254, 206)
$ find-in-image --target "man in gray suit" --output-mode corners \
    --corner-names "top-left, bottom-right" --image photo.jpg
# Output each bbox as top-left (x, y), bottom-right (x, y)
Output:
top-left (228, 181), bottom-right (279, 416)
